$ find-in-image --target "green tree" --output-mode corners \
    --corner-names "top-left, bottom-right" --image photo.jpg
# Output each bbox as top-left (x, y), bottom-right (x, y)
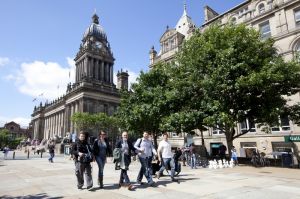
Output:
top-left (71, 112), bottom-right (120, 142)
top-left (176, 24), bottom-right (300, 155)
top-left (116, 64), bottom-right (172, 148)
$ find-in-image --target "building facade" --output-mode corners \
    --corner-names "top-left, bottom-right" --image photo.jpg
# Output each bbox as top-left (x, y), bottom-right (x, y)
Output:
top-left (0, 121), bottom-right (32, 139)
top-left (31, 14), bottom-right (128, 141)
top-left (150, 0), bottom-right (300, 161)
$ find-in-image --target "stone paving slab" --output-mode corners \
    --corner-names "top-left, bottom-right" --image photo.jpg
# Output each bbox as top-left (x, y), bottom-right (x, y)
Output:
top-left (1, 151), bottom-right (300, 199)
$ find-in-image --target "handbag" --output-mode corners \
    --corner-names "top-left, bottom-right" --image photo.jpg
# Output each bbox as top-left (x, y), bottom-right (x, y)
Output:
top-left (82, 145), bottom-right (93, 163)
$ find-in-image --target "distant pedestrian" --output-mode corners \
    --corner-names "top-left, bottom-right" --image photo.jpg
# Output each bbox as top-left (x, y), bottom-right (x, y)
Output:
top-left (115, 131), bottom-right (136, 190)
top-left (48, 141), bottom-right (55, 163)
top-left (3, 146), bottom-right (9, 159)
top-left (231, 146), bottom-right (238, 165)
top-left (71, 131), bottom-right (93, 190)
top-left (189, 143), bottom-right (197, 169)
top-left (92, 130), bottom-right (112, 189)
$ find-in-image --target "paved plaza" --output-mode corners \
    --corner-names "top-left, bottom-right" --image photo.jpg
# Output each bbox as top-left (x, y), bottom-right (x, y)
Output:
top-left (1, 151), bottom-right (300, 199)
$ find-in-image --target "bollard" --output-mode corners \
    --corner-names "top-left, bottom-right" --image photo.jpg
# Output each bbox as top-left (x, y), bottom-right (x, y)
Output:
top-left (13, 151), bottom-right (15, 159)
top-left (27, 150), bottom-right (30, 159)
top-left (41, 151), bottom-right (43, 158)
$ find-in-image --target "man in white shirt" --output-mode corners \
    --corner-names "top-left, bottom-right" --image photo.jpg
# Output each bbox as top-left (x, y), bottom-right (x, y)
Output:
top-left (157, 133), bottom-right (177, 182)
top-left (134, 131), bottom-right (157, 186)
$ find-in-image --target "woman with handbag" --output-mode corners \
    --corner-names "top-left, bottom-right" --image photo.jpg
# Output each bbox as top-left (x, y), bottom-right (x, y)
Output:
top-left (71, 131), bottom-right (93, 190)
top-left (93, 130), bottom-right (112, 188)
top-left (115, 131), bottom-right (136, 190)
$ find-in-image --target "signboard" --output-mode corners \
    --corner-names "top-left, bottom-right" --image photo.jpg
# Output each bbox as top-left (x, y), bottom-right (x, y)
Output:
top-left (284, 135), bottom-right (300, 142)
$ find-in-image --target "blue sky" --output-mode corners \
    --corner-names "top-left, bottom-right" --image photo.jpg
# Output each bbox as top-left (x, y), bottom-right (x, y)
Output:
top-left (0, 0), bottom-right (244, 127)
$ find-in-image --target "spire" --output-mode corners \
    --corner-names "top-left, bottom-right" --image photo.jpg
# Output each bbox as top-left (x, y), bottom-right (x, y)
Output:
top-left (92, 12), bottom-right (99, 24)
top-left (183, 2), bottom-right (187, 16)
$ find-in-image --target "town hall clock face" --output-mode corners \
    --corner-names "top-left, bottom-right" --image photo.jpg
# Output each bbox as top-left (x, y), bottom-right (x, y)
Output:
top-left (95, 41), bottom-right (102, 49)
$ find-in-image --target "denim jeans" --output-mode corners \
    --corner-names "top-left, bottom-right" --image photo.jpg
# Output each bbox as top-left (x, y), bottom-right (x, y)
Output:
top-left (137, 156), bottom-right (153, 183)
top-left (95, 156), bottom-right (106, 177)
top-left (158, 158), bottom-right (175, 178)
top-left (120, 169), bottom-right (130, 184)
top-left (48, 153), bottom-right (55, 162)
top-left (190, 153), bottom-right (196, 169)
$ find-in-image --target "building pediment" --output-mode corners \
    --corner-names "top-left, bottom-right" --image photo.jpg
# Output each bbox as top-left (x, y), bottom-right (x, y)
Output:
top-left (160, 29), bottom-right (183, 43)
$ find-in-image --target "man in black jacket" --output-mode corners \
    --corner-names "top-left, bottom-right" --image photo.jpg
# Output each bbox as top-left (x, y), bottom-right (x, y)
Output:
top-left (71, 131), bottom-right (93, 190)
top-left (115, 131), bottom-right (136, 190)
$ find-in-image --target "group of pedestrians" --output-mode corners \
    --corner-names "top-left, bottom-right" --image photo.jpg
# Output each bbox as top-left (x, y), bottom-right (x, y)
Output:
top-left (70, 130), bottom-right (178, 191)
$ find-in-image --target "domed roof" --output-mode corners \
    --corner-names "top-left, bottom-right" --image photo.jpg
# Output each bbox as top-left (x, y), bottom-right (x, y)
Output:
top-left (82, 14), bottom-right (107, 41)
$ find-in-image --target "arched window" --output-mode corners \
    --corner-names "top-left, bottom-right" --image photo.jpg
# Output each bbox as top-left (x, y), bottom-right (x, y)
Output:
top-left (295, 41), bottom-right (300, 61)
top-left (258, 3), bottom-right (265, 14)
top-left (231, 17), bottom-right (237, 24)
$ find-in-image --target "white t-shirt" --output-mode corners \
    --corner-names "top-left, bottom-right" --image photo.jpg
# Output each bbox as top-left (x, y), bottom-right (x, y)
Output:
top-left (158, 140), bottom-right (173, 158)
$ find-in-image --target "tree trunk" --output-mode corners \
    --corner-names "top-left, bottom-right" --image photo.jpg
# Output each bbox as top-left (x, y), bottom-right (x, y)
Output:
top-left (200, 129), bottom-right (204, 146)
top-left (225, 128), bottom-right (234, 159)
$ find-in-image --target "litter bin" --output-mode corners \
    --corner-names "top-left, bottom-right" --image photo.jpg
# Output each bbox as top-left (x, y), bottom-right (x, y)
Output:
top-left (281, 153), bottom-right (293, 168)
top-left (64, 144), bottom-right (71, 156)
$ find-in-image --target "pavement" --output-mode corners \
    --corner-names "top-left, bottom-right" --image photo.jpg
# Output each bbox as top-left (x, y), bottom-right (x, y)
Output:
top-left (1, 151), bottom-right (300, 199)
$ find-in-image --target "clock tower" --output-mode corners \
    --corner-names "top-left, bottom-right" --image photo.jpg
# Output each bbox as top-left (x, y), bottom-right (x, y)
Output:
top-left (74, 13), bottom-right (114, 85)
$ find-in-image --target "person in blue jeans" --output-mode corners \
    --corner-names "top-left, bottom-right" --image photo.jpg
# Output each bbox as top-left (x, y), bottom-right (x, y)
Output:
top-left (190, 143), bottom-right (197, 169)
top-left (157, 133), bottom-right (177, 182)
top-left (93, 130), bottom-right (111, 188)
top-left (134, 131), bottom-right (157, 186)
top-left (48, 141), bottom-right (55, 163)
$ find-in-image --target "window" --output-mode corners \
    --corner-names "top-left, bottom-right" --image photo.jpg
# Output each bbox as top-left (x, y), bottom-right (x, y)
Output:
top-left (271, 115), bottom-right (291, 133)
top-left (240, 142), bottom-right (257, 158)
top-left (170, 39), bottom-right (176, 49)
top-left (240, 119), bottom-right (256, 133)
top-left (212, 124), bottom-right (224, 135)
top-left (171, 132), bottom-right (178, 137)
top-left (231, 17), bottom-right (237, 24)
top-left (259, 21), bottom-right (271, 39)
top-left (258, 3), bottom-right (265, 14)
top-left (295, 41), bottom-right (300, 61)
top-left (295, 9), bottom-right (300, 26)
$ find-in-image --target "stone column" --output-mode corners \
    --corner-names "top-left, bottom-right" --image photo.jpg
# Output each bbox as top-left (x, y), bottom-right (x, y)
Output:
top-left (98, 60), bottom-right (101, 81)
top-left (70, 103), bottom-right (74, 133)
top-left (110, 64), bottom-right (113, 84)
top-left (104, 62), bottom-right (107, 82)
top-left (100, 61), bottom-right (104, 81)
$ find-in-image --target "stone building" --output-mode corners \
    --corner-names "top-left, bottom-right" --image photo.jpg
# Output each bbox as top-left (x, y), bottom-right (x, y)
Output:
top-left (31, 14), bottom-right (128, 141)
top-left (149, 4), bottom-right (196, 67)
top-left (0, 121), bottom-right (32, 139)
top-left (150, 0), bottom-right (300, 162)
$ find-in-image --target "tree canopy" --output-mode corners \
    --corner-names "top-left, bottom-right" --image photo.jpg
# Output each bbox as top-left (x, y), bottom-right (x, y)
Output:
top-left (175, 24), bottom-right (300, 151)
top-left (116, 23), bottom-right (300, 153)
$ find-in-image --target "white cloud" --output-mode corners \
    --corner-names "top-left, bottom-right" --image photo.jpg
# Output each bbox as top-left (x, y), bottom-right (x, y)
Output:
top-left (0, 116), bottom-right (31, 128)
top-left (0, 57), bottom-right (9, 67)
top-left (7, 57), bottom-right (75, 100)
top-left (113, 68), bottom-right (139, 89)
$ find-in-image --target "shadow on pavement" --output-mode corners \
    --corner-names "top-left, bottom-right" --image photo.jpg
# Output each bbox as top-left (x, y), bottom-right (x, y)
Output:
top-left (1, 193), bottom-right (63, 199)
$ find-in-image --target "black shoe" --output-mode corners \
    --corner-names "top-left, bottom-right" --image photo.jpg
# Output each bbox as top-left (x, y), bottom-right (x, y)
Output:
top-left (136, 181), bottom-right (144, 185)
top-left (148, 181), bottom-right (156, 187)
top-left (87, 185), bottom-right (93, 191)
top-left (77, 186), bottom-right (83, 190)
top-left (171, 178), bottom-right (178, 182)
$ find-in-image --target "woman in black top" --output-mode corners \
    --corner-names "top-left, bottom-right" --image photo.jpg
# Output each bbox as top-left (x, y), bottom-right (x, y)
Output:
top-left (92, 130), bottom-right (112, 188)
top-left (71, 131), bottom-right (93, 190)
